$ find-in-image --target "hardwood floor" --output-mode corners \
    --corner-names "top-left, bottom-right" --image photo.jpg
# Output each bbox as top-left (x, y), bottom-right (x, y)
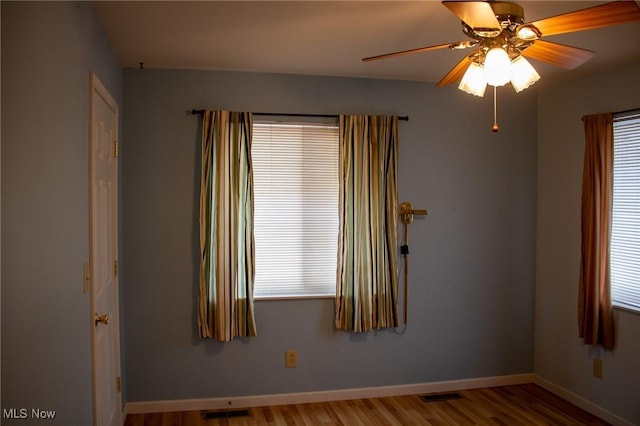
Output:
top-left (124, 383), bottom-right (609, 425)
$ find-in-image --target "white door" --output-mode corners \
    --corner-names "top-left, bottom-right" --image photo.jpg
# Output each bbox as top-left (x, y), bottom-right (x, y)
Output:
top-left (90, 72), bottom-right (121, 426)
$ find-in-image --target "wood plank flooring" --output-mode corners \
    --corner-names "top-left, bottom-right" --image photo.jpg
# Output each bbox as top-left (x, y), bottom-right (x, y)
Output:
top-left (124, 383), bottom-right (609, 425)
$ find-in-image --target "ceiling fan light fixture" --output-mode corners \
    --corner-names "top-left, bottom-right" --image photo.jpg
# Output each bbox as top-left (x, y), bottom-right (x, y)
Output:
top-left (458, 61), bottom-right (487, 97)
top-left (515, 24), bottom-right (541, 41)
top-left (510, 55), bottom-right (540, 92)
top-left (484, 47), bottom-right (511, 87)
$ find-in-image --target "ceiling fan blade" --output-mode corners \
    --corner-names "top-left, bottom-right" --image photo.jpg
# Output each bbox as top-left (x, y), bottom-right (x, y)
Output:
top-left (530, 1), bottom-right (640, 37)
top-left (362, 42), bottom-right (456, 62)
top-left (442, 1), bottom-right (500, 32)
top-left (521, 40), bottom-right (596, 70)
top-left (437, 55), bottom-right (473, 86)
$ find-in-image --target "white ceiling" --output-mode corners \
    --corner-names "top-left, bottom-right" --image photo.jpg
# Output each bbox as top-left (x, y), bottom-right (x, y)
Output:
top-left (93, 1), bottom-right (640, 87)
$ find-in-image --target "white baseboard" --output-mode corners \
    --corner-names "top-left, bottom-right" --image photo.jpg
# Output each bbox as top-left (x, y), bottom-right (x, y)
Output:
top-left (533, 375), bottom-right (634, 426)
top-left (122, 373), bottom-right (635, 425)
top-left (124, 373), bottom-right (534, 415)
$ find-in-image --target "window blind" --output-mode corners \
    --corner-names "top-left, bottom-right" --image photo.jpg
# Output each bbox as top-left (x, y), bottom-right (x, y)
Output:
top-left (611, 111), bottom-right (640, 311)
top-left (252, 122), bottom-right (339, 298)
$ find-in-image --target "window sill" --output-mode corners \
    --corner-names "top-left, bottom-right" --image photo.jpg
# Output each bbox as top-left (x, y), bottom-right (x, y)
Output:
top-left (255, 295), bottom-right (335, 301)
top-left (613, 305), bottom-right (640, 316)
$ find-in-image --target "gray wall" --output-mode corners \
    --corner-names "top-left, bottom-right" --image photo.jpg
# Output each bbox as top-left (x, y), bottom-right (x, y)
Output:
top-left (122, 68), bottom-right (537, 401)
top-left (1, 2), bottom-right (123, 424)
top-left (535, 59), bottom-right (640, 424)
top-left (3, 1), bottom-right (638, 423)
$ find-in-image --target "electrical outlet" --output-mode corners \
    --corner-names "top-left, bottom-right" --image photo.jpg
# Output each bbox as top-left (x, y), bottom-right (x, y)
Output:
top-left (285, 350), bottom-right (298, 368)
top-left (593, 358), bottom-right (603, 379)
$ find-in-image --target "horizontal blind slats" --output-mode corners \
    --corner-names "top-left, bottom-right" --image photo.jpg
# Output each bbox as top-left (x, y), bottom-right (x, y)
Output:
top-left (611, 113), bottom-right (640, 311)
top-left (252, 122), bottom-right (339, 298)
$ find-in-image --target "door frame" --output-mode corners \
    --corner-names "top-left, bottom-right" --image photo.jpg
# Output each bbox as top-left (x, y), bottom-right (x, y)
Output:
top-left (89, 71), bottom-right (122, 426)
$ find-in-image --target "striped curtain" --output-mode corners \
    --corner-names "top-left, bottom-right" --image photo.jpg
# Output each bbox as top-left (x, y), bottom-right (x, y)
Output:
top-left (198, 110), bottom-right (257, 341)
top-left (335, 115), bottom-right (399, 332)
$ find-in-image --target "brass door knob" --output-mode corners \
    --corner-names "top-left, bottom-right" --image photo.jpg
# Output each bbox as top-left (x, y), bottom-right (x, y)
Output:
top-left (94, 313), bottom-right (109, 326)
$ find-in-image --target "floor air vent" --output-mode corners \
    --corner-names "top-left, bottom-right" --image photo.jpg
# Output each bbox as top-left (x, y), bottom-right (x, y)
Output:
top-left (203, 409), bottom-right (251, 419)
top-left (420, 392), bottom-right (463, 402)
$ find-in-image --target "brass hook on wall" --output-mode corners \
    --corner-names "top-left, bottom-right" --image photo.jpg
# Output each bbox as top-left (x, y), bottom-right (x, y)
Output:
top-left (398, 201), bottom-right (428, 328)
top-left (400, 201), bottom-right (428, 224)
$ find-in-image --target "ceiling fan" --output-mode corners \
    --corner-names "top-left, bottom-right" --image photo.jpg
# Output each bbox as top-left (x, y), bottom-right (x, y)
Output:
top-left (363, 1), bottom-right (640, 130)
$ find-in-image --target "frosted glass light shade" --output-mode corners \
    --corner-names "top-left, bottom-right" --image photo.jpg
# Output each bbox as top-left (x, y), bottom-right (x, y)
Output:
top-left (510, 55), bottom-right (540, 93)
top-left (484, 47), bottom-right (511, 87)
top-left (516, 25), bottom-right (540, 41)
top-left (458, 62), bottom-right (487, 97)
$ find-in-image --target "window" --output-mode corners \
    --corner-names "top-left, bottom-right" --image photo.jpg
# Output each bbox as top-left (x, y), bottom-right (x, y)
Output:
top-left (252, 121), bottom-right (339, 298)
top-left (611, 111), bottom-right (640, 312)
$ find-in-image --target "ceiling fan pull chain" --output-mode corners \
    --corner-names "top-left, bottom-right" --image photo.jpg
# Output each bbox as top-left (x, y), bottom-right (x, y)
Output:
top-left (492, 86), bottom-right (499, 133)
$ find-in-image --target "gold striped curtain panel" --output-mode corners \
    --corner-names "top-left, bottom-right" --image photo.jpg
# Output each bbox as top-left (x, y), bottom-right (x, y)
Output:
top-left (335, 115), bottom-right (400, 332)
top-left (198, 110), bottom-right (257, 342)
